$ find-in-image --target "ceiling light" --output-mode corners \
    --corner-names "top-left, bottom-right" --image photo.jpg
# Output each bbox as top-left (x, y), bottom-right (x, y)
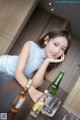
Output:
top-left (51, 8), bottom-right (54, 11)
top-left (49, 2), bottom-right (52, 5)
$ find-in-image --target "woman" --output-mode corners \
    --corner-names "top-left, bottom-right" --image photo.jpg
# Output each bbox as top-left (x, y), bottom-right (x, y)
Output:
top-left (0, 27), bottom-right (71, 102)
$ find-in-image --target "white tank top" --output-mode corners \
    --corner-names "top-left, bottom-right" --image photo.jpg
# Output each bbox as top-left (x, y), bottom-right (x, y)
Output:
top-left (0, 41), bottom-right (47, 78)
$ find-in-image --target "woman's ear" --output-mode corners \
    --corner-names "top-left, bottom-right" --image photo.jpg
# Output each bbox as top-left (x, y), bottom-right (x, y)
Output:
top-left (44, 35), bottom-right (49, 40)
top-left (44, 35), bottom-right (49, 45)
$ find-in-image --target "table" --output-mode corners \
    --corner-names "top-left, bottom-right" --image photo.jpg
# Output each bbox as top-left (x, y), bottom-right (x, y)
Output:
top-left (0, 72), bottom-right (68, 120)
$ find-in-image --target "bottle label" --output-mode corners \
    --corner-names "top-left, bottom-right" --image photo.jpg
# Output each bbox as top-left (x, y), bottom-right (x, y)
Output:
top-left (15, 98), bottom-right (26, 108)
top-left (32, 102), bottom-right (44, 111)
top-left (52, 84), bottom-right (56, 88)
top-left (55, 73), bottom-right (63, 85)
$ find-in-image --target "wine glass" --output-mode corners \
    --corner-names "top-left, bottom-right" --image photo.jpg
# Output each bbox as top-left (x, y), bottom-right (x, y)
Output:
top-left (41, 93), bottom-right (61, 117)
top-left (63, 112), bottom-right (80, 120)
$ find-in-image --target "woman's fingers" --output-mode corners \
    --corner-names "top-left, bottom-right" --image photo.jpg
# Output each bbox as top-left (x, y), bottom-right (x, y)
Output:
top-left (61, 54), bottom-right (65, 60)
top-left (60, 54), bottom-right (65, 61)
top-left (28, 86), bottom-right (43, 102)
top-left (47, 54), bottom-right (65, 63)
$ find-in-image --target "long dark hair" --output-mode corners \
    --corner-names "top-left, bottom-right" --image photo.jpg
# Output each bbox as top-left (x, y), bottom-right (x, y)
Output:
top-left (37, 27), bottom-right (71, 73)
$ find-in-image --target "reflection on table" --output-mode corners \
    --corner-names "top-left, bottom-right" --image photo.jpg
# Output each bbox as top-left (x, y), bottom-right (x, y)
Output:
top-left (0, 72), bottom-right (68, 120)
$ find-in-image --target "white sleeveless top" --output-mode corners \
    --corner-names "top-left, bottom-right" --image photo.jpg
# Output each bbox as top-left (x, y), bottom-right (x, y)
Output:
top-left (0, 41), bottom-right (47, 78)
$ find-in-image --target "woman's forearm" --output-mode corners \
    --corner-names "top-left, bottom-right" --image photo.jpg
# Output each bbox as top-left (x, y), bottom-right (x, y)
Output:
top-left (15, 72), bottom-right (29, 88)
top-left (32, 59), bottom-right (49, 88)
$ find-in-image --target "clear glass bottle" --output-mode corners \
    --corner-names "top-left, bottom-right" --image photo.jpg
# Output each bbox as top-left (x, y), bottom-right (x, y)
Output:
top-left (30, 90), bottom-right (48, 117)
top-left (10, 79), bottom-right (33, 113)
top-left (47, 71), bottom-right (65, 96)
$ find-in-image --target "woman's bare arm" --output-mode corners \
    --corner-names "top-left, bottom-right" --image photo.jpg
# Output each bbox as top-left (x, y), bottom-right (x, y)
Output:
top-left (28, 60), bottom-right (50, 102)
top-left (31, 55), bottom-right (65, 88)
top-left (32, 59), bottom-right (49, 88)
top-left (15, 41), bottom-right (30, 88)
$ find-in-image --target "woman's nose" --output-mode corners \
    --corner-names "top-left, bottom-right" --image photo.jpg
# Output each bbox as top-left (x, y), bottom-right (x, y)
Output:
top-left (54, 47), bottom-right (60, 54)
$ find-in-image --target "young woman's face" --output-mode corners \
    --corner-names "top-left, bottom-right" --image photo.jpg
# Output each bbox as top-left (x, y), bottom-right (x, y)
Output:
top-left (44, 36), bottom-right (68, 59)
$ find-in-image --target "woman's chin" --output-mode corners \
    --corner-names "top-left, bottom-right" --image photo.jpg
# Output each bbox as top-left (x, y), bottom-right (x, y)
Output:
top-left (50, 56), bottom-right (57, 59)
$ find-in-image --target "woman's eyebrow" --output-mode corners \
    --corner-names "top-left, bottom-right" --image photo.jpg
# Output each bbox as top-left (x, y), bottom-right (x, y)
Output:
top-left (53, 40), bottom-right (59, 44)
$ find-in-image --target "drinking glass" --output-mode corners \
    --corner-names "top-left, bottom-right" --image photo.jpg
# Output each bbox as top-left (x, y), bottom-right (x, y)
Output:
top-left (41, 93), bottom-right (61, 117)
top-left (63, 112), bottom-right (80, 120)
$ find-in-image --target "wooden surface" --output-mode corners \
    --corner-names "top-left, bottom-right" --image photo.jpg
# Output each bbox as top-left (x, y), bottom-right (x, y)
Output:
top-left (0, 72), bottom-right (68, 120)
top-left (64, 76), bottom-right (80, 118)
top-left (0, 0), bottom-right (38, 54)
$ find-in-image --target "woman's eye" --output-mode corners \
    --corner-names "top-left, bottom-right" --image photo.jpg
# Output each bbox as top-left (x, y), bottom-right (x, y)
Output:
top-left (61, 48), bottom-right (66, 52)
top-left (53, 43), bottom-right (58, 46)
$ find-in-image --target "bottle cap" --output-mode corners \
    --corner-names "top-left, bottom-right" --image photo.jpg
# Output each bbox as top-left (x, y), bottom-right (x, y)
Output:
top-left (44, 89), bottom-right (49, 93)
top-left (26, 79), bottom-right (33, 88)
top-left (24, 79), bottom-right (33, 91)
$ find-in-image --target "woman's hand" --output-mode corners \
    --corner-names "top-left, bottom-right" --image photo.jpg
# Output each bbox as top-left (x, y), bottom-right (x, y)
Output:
top-left (46, 54), bottom-right (65, 64)
top-left (28, 85), bottom-right (43, 102)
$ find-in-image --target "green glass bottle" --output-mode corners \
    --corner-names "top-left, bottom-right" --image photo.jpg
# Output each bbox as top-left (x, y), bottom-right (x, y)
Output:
top-left (47, 71), bottom-right (65, 96)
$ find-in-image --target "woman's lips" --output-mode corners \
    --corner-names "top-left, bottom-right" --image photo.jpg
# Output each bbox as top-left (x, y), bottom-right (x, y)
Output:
top-left (50, 51), bottom-right (57, 58)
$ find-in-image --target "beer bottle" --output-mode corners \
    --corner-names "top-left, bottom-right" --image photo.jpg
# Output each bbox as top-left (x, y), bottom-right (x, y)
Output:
top-left (10, 79), bottom-right (33, 113)
top-left (47, 71), bottom-right (64, 96)
top-left (30, 89), bottom-right (48, 117)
